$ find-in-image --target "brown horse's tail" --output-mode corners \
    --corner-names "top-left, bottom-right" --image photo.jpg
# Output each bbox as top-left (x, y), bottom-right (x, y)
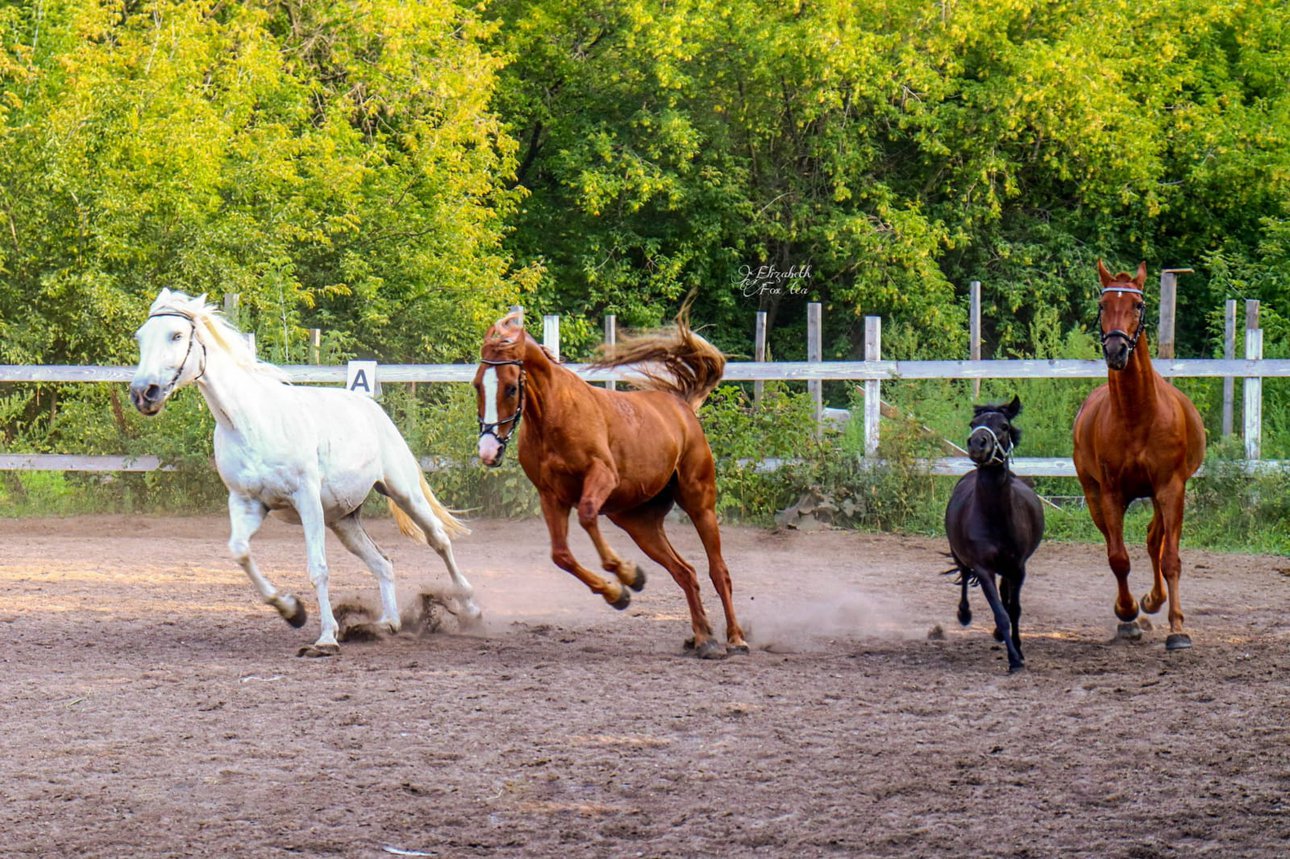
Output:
top-left (592, 307), bottom-right (726, 412)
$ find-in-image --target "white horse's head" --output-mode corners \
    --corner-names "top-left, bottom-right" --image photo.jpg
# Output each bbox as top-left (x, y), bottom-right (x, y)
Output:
top-left (130, 288), bottom-right (210, 415)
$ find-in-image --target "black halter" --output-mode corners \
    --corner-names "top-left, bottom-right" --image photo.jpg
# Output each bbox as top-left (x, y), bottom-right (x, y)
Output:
top-left (1096, 285), bottom-right (1146, 358)
top-left (478, 358), bottom-right (526, 456)
top-left (148, 310), bottom-right (207, 388)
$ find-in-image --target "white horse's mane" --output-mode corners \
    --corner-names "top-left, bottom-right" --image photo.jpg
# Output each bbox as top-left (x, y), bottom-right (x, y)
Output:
top-left (150, 289), bottom-right (289, 382)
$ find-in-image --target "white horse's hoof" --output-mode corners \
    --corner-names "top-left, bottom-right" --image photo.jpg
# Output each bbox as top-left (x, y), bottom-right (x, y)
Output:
top-left (297, 642), bottom-right (341, 658)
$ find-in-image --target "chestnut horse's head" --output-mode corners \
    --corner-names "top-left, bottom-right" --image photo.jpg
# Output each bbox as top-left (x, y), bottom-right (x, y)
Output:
top-left (474, 308), bottom-right (527, 467)
top-left (967, 395), bottom-right (1022, 467)
top-left (1096, 260), bottom-right (1148, 371)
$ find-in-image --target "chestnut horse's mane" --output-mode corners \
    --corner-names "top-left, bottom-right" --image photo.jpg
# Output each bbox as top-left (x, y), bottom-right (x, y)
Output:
top-left (591, 311), bottom-right (726, 413)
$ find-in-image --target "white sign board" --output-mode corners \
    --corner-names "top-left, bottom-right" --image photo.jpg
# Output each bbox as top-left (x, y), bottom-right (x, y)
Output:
top-left (346, 360), bottom-right (380, 397)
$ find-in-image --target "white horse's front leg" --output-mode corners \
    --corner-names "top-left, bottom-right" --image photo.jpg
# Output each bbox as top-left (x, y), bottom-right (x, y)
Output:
top-left (228, 494), bottom-right (307, 628)
top-left (295, 489), bottom-right (340, 657)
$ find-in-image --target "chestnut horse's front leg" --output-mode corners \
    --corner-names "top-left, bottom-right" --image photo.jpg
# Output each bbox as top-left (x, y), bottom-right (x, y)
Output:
top-left (1092, 489), bottom-right (1142, 637)
top-left (539, 492), bottom-right (630, 610)
top-left (577, 461), bottom-right (646, 593)
top-left (1154, 481), bottom-right (1191, 650)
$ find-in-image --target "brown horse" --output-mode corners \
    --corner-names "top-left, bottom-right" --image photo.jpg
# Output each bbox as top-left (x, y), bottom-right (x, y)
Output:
top-left (473, 308), bottom-right (748, 658)
top-left (1073, 261), bottom-right (1206, 650)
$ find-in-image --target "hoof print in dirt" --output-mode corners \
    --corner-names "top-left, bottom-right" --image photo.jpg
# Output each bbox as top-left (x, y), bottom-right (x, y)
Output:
top-left (927, 624), bottom-right (946, 641)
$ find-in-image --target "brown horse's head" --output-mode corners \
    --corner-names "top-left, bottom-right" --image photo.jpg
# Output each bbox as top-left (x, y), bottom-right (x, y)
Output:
top-left (1096, 260), bottom-right (1148, 371)
top-left (474, 309), bottom-right (527, 467)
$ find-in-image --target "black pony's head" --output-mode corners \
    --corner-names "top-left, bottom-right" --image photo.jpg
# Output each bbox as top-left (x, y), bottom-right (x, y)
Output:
top-left (967, 396), bottom-right (1022, 467)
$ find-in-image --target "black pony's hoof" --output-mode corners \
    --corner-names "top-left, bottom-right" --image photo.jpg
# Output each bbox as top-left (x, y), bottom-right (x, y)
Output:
top-left (608, 589), bottom-right (631, 611)
top-left (993, 628), bottom-right (1007, 643)
top-left (1166, 633), bottom-right (1192, 651)
top-left (1007, 662), bottom-right (1026, 674)
top-left (282, 596), bottom-right (308, 629)
top-left (957, 606), bottom-right (972, 627)
top-left (1115, 621), bottom-right (1143, 642)
top-left (625, 563), bottom-right (647, 592)
top-left (694, 639), bottom-right (726, 660)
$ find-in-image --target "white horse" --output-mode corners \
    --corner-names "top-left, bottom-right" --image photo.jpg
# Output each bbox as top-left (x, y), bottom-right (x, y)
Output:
top-left (129, 289), bottom-right (480, 656)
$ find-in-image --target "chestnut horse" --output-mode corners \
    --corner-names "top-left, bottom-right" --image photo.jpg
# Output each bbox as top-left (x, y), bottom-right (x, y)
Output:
top-left (473, 309), bottom-right (748, 659)
top-left (1073, 261), bottom-right (1205, 650)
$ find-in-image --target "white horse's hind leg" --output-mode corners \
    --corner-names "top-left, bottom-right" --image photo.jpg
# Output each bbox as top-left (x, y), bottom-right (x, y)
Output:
top-left (293, 488), bottom-right (340, 657)
top-left (330, 513), bottom-right (401, 634)
top-left (388, 484), bottom-right (482, 622)
top-left (228, 494), bottom-right (306, 628)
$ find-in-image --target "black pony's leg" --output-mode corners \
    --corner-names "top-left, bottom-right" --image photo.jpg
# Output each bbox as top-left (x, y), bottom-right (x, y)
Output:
top-left (978, 569), bottom-right (1023, 673)
top-left (1006, 571), bottom-right (1024, 664)
top-left (957, 570), bottom-right (972, 627)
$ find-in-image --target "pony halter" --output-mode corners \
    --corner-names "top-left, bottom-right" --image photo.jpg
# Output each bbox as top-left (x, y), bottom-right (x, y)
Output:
top-left (1096, 285), bottom-right (1146, 358)
top-left (968, 423), bottom-right (1013, 466)
top-left (477, 358), bottom-right (526, 455)
top-left (148, 310), bottom-right (208, 389)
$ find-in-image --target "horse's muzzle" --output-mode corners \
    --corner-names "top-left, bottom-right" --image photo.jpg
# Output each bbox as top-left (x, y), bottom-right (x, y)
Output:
top-left (129, 382), bottom-right (168, 416)
top-left (1102, 336), bottom-right (1130, 371)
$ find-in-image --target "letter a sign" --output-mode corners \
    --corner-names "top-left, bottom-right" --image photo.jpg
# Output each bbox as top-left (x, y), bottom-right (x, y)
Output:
top-left (346, 360), bottom-right (380, 397)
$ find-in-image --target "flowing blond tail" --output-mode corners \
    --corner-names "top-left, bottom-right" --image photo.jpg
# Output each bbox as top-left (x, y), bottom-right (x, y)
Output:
top-left (388, 472), bottom-right (470, 542)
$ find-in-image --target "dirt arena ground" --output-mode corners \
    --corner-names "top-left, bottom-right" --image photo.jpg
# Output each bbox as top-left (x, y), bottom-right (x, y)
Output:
top-left (0, 513), bottom-right (1287, 858)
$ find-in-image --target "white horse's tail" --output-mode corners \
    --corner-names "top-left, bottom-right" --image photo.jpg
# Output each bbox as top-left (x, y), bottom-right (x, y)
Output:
top-left (389, 471), bottom-right (470, 541)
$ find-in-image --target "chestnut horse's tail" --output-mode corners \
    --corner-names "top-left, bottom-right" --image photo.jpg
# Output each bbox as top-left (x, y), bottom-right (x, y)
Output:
top-left (592, 310), bottom-right (726, 412)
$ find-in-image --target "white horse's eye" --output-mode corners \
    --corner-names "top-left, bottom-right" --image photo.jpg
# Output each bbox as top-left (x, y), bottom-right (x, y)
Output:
top-left (171, 331), bottom-right (184, 342)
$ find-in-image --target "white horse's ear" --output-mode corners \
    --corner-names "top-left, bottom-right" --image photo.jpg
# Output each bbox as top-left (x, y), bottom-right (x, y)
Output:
top-left (196, 292), bottom-right (208, 306)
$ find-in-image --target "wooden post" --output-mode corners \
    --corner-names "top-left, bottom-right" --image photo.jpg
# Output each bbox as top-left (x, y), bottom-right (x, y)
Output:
top-left (969, 280), bottom-right (981, 400)
top-left (246, 332), bottom-right (256, 355)
top-left (1157, 271), bottom-right (1178, 360)
top-left (543, 314), bottom-right (560, 362)
top-left (1245, 326), bottom-right (1263, 460)
top-left (309, 329), bottom-right (321, 364)
top-left (754, 311), bottom-right (767, 407)
top-left (1245, 298), bottom-right (1260, 333)
top-left (604, 315), bottom-right (617, 391)
top-left (864, 316), bottom-right (881, 458)
top-left (1222, 300), bottom-right (1236, 437)
top-left (807, 302), bottom-right (822, 433)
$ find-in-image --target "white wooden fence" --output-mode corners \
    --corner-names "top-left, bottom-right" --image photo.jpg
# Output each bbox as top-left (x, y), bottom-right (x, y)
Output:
top-left (2, 321), bottom-right (1285, 476)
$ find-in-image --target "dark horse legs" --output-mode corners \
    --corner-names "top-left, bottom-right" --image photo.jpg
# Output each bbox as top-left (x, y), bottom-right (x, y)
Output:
top-left (978, 570), bottom-right (1024, 673)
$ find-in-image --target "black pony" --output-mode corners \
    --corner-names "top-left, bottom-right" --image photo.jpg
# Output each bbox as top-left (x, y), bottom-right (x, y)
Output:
top-left (944, 396), bottom-right (1045, 673)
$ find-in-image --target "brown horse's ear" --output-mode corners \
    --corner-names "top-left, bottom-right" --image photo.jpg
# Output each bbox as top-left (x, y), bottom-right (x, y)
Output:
top-left (491, 307), bottom-right (525, 343)
top-left (1004, 395), bottom-right (1022, 419)
top-left (1097, 259), bottom-right (1115, 287)
top-left (1134, 261), bottom-right (1148, 288)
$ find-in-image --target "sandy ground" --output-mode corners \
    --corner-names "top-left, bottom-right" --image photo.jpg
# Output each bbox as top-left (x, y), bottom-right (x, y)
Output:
top-left (0, 513), bottom-right (1287, 858)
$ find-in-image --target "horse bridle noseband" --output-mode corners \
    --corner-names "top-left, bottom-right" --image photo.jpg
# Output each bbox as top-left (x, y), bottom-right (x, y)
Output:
top-left (1096, 285), bottom-right (1146, 358)
top-left (477, 358), bottom-right (526, 456)
top-left (147, 310), bottom-right (207, 390)
top-left (968, 422), bottom-right (1013, 466)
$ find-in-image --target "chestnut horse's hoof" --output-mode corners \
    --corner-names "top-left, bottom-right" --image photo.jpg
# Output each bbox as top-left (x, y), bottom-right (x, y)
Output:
top-left (282, 595), bottom-right (308, 628)
top-left (625, 563), bottom-right (647, 593)
top-left (727, 642), bottom-right (751, 656)
top-left (1166, 633), bottom-right (1192, 651)
top-left (608, 589), bottom-right (631, 611)
top-left (297, 642), bottom-right (341, 658)
top-left (1115, 621), bottom-right (1143, 642)
top-left (694, 638), bottom-right (726, 660)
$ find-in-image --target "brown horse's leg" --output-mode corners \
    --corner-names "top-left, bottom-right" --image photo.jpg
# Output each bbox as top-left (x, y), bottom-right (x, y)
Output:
top-left (1155, 483), bottom-right (1191, 650)
top-left (1141, 503), bottom-right (1168, 615)
top-left (674, 451), bottom-right (748, 653)
top-left (610, 509), bottom-right (720, 658)
top-left (577, 461), bottom-right (645, 592)
top-left (540, 493), bottom-right (629, 610)
top-left (1095, 492), bottom-right (1140, 628)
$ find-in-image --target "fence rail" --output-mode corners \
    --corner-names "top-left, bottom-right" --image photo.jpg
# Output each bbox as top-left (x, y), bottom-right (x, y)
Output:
top-left (2, 355), bottom-right (1285, 477)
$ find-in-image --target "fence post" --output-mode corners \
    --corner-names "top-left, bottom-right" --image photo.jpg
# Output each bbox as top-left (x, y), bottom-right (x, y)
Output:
top-left (543, 314), bottom-right (560, 363)
top-left (1244, 317), bottom-right (1263, 461)
top-left (309, 329), bottom-right (321, 364)
top-left (246, 332), bottom-right (256, 355)
top-left (864, 316), bottom-right (881, 458)
top-left (1222, 300), bottom-right (1236, 437)
top-left (754, 310), bottom-right (767, 407)
top-left (1158, 271), bottom-right (1178, 360)
top-left (604, 315), bottom-right (616, 391)
top-left (969, 280), bottom-right (982, 400)
top-left (807, 302), bottom-right (822, 434)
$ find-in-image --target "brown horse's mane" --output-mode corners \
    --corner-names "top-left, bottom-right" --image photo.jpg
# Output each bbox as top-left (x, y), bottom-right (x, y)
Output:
top-left (590, 311), bottom-right (726, 413)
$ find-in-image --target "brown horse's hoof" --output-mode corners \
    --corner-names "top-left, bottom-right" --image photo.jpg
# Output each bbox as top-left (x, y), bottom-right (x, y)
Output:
top-left (1115, 621), bottom-right (1143, 642)
top-left (297, 642), bottom-right (341, 658)
top-left (1165, 633), bottom-right (1192, 651)
top-left (1140, 593), bottom-right (1165, 615)
top-left (626, 563), bottom-right (647, 593)
top-left (694, 638), bottom-right (726, 660)
top-left (608, 589), bottom-right (631, 611)
top-left (281, 596), bottom-right (308, 629)
top-left (727, 642), bottom-right (751, 656)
